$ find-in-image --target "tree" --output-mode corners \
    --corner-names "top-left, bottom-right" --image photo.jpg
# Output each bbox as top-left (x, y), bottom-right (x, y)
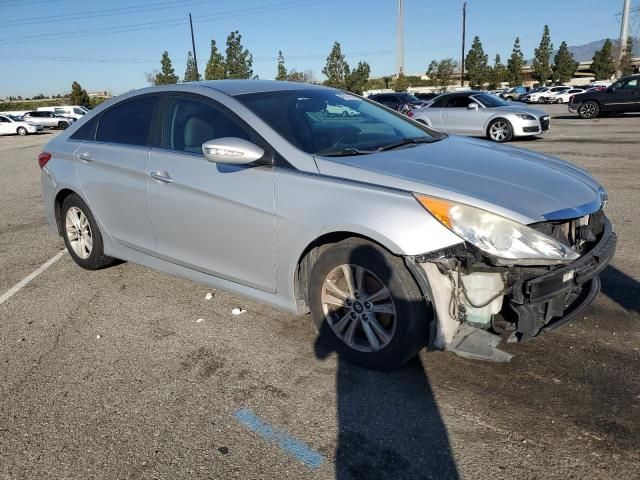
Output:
top-left (507, 37), bottom-right (525, 86)
top-left (465, 36), bottom-right (489, 88)
top-left (225, 31), bottom-right (253, 79)
top-left (533, 25), bottom-right (553, 85)
top-left (322, 41), bottom-right (349, 89)
top-left (345, 61), bottom-right (371, 94)
top-left (592, 39), bottom-right (615, 80)
top-left (287, 69), bottom-right (315, 83)
top-left (183, 51), bottom-right (200, 82)
top-left (69, 81), bottom-right (90, 108)
top-left (204, 40), bottom-right (226, 80)
top-left (618, 37), bottom-right (635, 76)
top-left (552, 41), bottom-right (578, 84)
top-left (276, 50), bottom-right (287, 81)
top-left (393, 72), bottom-right (409, 92)
top-left (154, 51), bottom-right (179, 85)
top-left (427, 59), bottom-right (457, 92)
top-left (489, 54), bottom-right (507, 87)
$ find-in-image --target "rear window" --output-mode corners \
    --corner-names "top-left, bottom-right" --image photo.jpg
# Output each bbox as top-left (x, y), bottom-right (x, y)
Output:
top-left (96, 96), bottom-right (156, 146)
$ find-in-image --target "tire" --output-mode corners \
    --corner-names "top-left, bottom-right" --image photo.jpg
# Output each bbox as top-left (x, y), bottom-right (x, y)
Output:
top-left (57, 121), bottom-right (68, 130)
top-left (308, 238), bottom-right (430, 371)
top-left (555, 98), bottom-right (563, 104)
top-left (60, 193), bottom-right (115, 270)
top-left (17, 127), bottom-right (27, 136)
top-left (487, 118), bottom-right (513, 143)
top-left (578, 101), bottom-right (600, 119)
top-left (341, 111), bottom-right (348, 117)
top-left (505, 97), bottom-right (513, 101)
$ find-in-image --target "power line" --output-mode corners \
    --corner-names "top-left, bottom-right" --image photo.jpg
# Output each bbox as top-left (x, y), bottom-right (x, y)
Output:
top-left (0, 0), bottom-right (332, 45)
top-left (0, 0), bottom-right (215, 27)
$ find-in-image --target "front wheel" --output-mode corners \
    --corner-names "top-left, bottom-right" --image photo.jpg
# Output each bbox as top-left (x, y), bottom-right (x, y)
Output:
top-left (487, 119), bottom-right (513, 143)
top-left (61, 193), bottom-right (116, 270)
top-left (58, 121), bottom-right (69, 129)
top-left (17, 127), bottom-right (27, 136)
top-left (308, 238), bottom-right (429, 371)
top-left (555, 98), bottom-right (564, 104)
top-left (578, 101), bottom-right (600, 119)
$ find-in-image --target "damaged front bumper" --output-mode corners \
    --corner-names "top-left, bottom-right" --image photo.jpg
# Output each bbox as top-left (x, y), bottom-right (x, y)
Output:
top-left (406, 215), bottom-right (617, 358)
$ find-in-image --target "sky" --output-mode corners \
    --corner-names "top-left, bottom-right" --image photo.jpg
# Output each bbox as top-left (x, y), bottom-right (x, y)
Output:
top-left (0, 0), bottom-right (634, 97)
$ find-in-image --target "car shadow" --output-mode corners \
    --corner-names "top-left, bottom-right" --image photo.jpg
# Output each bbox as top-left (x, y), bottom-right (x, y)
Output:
top-left (315, 244), bottom-right (459, 480)
top-left (600, 265), bottom-right (640, 314)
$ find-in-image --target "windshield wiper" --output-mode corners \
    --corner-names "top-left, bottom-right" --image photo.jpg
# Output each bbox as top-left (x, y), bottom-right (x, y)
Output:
top-left (376, 136), bottom-right (438, 151)
top-left (319, 147), bottom-right (378, 157)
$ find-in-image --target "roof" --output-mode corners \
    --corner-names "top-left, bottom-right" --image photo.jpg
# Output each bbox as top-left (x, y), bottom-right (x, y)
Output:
top-left (197, 79), bottom-right (328, 96)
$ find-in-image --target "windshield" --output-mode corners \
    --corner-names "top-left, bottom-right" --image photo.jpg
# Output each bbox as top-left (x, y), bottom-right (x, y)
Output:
top-left (472, 93), bottom-right (509, 108)
top-left (236, 89), bottom-right (442, 156)
top-left (73, 107), bottom-right (86, 115)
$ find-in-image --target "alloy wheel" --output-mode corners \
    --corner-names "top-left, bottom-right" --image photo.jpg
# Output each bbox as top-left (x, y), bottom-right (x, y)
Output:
top-left (65, 206), bottom-right (93, 259)
top-left (321, 264), bottom-right (397, 353)
top-left (489, 121), bottom-right (510, 142)
top-left (579, 103), bottom-right (597, 118)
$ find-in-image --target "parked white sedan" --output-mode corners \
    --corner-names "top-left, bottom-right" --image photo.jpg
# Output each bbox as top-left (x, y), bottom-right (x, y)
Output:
top-left (0, 114), bottom-right (44, 135)
top-left (544, 88), bottom-right (586, 104)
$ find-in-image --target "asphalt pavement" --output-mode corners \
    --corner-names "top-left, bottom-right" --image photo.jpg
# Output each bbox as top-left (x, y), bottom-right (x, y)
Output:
top-left (0, 104), bottom-right (638, 480)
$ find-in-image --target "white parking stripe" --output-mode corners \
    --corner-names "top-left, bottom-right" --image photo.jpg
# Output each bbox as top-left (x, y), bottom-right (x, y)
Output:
top-left (0, 250), bottom-right (66, 306)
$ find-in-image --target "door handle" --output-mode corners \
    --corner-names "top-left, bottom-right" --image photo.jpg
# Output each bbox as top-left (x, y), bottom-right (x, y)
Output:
top-left (78, 152), bottom-right (92, 162)
top-left (149, 171), bottom-right (174, 183)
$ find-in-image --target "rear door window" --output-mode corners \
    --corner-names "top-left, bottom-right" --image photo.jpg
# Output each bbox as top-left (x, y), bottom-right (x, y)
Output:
top-left (96, 96), bottom-right (157, 146)
top-left (445, 96), bottom-right (472, 108)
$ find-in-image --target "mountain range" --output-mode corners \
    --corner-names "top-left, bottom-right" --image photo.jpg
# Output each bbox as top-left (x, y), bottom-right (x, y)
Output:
top-left (527, 37), bottom-right (640, 64)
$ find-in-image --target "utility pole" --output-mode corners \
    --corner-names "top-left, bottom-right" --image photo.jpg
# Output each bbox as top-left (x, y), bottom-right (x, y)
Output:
top-left (461, 1), bottom-right (467, 86)
top-left (616, 0), bottom-right (631, 77)
top-left (397, 0), bottom-right (404, 76)
top-left (189, 13), bottom-right (199, 79)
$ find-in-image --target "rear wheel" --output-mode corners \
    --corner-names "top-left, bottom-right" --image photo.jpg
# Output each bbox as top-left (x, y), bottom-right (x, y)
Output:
top-left (578, 101), bottom-right (600, 119)
top-left (57, 121), bottom-right (68, 130)
top-left (555, 98), bottom-right (564, 104)
top-left (61, 193), bottom-right (115, 270)
top-left (487, 118), bottom-right (513, 143)
top-left (17, 127), bottom-right (27, 136)
top-left (308, 238), bottom-right (430, 371)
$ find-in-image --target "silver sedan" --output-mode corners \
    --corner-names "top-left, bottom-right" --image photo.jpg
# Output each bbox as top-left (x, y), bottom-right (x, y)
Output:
top-left (412, 92), bottom-right (550, 142)
top-left (39, 81), bottom-right (614, 369)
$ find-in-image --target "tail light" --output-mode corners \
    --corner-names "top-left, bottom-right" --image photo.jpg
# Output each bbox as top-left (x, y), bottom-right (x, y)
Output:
top-left (38, 152), bottom-right (51, 169)
top-left (406, 110), bottom-right (414, 118)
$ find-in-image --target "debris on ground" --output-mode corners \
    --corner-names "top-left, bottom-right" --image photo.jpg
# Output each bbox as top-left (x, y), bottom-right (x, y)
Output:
top-left (196, 318), bottom-right (205, 323)
top-left (96, 335), bottom-right (101, 339)
top-left (205, 292), bottom-right (214, 300)
top-left (231, 308), bottom-right (246, 315)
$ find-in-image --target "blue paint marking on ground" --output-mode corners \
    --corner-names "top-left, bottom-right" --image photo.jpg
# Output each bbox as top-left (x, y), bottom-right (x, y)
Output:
top-left (234, 408), bottom-right (324, 469)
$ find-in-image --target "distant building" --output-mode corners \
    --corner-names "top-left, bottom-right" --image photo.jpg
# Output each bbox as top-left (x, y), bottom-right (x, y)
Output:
top-left (88, 91), bottom-right (111, 98)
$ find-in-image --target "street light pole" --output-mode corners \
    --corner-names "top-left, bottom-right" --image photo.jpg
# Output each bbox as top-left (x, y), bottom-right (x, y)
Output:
top-left (189, 13), bottom-right (199, 79)
top-left (616, 0), bottom-right (631, 77)
top-left (461, 2), bottom-right (467, 87)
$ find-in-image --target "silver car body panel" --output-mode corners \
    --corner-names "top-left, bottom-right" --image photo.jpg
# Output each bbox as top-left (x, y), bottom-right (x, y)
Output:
top-left (40, 80), bottom-right (604, 318)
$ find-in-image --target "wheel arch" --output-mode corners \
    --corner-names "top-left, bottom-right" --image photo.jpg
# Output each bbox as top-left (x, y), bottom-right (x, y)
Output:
top-left (294, 231), bottom-right (398, 312)
top-left (54, 188), bottom-right (78, 234)
top-left (486, 116), bottom-right (511, 136)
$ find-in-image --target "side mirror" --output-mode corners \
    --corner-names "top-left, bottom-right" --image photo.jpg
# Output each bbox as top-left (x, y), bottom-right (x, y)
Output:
top-left (202, 137), bottom-right (265, 165)
top-left (467, 103), bottom-right (479, 111)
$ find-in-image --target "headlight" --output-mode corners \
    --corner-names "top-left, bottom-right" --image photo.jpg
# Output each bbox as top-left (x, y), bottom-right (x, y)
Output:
top-left (515, 113), bottom-right (536, 120)
top-left (415, 194), bottom-right (579, 263)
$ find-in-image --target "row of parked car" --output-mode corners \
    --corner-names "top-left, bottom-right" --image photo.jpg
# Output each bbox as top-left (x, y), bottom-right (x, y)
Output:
top-left (0, 105), bottom-right (88, 136)
top-left (363, 73), bottom-right (640, 142)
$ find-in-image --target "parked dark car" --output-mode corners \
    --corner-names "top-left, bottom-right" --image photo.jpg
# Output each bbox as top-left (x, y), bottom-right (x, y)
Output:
top-left (569, 74), bottom-right (640, 119)
top-left (368, 92), bottom-right (425, 111)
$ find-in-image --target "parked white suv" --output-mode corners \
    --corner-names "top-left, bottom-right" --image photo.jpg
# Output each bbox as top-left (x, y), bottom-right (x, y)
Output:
top-left (37, 105), bottom-right (89, 120)
top-left (22, 111), bottom-right (74, 129)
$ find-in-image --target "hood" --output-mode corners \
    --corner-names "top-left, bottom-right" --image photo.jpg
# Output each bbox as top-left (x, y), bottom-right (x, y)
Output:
top-left (315, 136), bottom-right (603, 225)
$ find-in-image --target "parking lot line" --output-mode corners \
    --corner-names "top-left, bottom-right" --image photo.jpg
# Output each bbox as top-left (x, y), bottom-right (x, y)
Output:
top-left (0, 250), bottom-right (66, 306)
top-left (234, 408), bottom-right (325, 469)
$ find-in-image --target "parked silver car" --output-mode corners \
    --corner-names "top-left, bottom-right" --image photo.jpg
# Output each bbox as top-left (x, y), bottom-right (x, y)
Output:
top-left (22, 111), bottom-right (74, 129)
top-left (39, 81), bottom-right (616, 369)
top-left (412, 92), bottom-right (550, 142)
